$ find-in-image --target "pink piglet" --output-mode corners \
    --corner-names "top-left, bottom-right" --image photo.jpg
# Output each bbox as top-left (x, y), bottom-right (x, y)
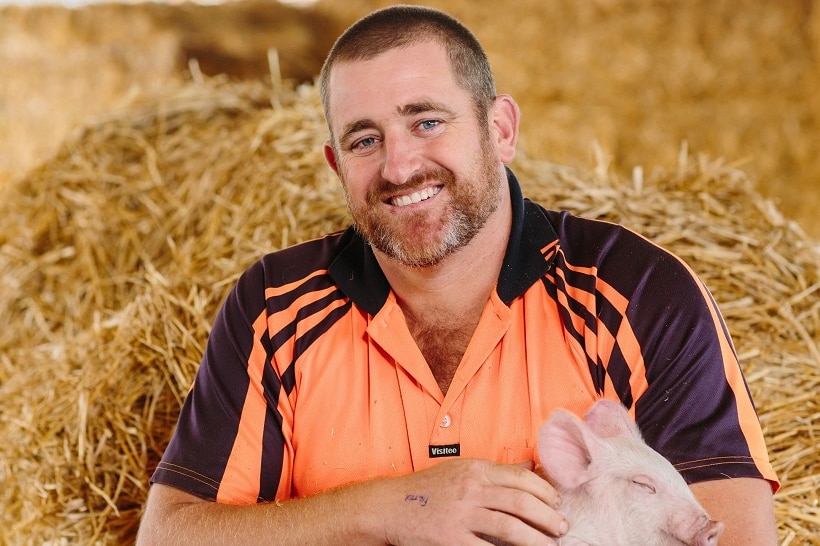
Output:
top-left (538, 399), bottom-right (724, 546)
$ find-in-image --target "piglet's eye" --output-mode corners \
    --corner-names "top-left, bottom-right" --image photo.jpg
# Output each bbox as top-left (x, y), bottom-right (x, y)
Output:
top-left (631, 475), bottom-right (657, 494)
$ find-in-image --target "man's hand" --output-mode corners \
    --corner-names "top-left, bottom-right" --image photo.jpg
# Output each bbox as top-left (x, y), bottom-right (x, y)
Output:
top-left (372, 458), bottom-right (567, 545)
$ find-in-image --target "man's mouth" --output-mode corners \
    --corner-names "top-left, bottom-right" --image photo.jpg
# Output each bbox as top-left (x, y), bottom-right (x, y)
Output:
top-left (389, 186), bottom-right (442, 207)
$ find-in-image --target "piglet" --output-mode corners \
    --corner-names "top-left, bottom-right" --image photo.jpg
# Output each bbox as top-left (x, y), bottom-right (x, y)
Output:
top-left (538, 399), bottom-right (724, 546)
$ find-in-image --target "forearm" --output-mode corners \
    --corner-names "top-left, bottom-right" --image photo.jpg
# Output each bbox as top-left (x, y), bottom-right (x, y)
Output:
top-left (138, 459), bottom-right (566, 546)
top-left (690, 477), bottom-right (777, 546)
top-left (137, 482), bottom-right (388, 546)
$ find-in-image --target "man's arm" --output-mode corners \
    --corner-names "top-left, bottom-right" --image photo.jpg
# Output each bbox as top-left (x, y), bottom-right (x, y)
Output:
top-left (137, 459), bottom-right (568, 546)
top-left (691, 477), bottom-right (777, 546)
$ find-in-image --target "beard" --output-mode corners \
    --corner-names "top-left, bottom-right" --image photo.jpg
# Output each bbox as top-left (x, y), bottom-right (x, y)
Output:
top-left (342, 136), bottom-right (503, 268)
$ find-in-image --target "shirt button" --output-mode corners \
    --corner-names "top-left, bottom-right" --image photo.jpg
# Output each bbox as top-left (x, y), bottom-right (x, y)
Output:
top-left (440, 414), bottom-right (452, 428)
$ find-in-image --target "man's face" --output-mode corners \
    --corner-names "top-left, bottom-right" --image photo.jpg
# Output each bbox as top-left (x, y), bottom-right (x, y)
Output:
top-left (324, 41), bottom-right (506, 268)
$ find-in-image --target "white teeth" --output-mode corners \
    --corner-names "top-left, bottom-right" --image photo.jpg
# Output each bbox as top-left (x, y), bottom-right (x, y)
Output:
top-left (391, 186), bottom-right (441, 207)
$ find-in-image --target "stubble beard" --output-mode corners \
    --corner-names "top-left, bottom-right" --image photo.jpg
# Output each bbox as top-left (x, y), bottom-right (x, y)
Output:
top-left (343, 138), bottom-right (502, 269)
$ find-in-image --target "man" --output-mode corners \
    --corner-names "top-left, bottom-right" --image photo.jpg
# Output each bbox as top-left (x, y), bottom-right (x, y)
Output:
top-left (138, 5), bottom-right (778, 545)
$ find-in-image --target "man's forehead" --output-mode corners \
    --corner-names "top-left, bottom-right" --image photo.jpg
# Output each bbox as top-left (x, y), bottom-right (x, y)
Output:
top-left (326, 43), bottom-right (462, 132)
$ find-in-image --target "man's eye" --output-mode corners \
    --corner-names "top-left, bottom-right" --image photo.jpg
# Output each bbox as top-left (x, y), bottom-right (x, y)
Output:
top-left (419, 119), bottom-right (441, 131)
top-left (351, 137), bottom-right (377, 151)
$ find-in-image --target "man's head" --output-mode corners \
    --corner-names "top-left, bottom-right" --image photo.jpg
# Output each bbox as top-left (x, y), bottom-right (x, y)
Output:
top-left (319, 6), bottom-right (519, 269)
top-left (319, 5), bottom-right (497, 143)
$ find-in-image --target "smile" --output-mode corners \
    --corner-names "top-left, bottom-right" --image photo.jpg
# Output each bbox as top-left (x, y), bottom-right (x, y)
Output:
top-left (390, 186), bottom-right (442, 207)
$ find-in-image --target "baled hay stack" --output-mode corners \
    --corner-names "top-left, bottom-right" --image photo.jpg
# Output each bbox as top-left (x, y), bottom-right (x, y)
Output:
top-left (0, 3), bottom-right (181, 186)
top-left (0, 0), bottom-right (342, 187)
top-left (0, 76), bottom-right (817, 545)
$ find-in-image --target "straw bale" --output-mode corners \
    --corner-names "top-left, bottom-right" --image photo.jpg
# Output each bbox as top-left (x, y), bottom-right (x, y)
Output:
top-left (0, 3), bottom-right (181, 188)
top-left (1, 74), bottom-right (818, 545)
top-left (0, 0), bottom-right (344, 189)
top-left (0, 76), bottom-right (348, 544)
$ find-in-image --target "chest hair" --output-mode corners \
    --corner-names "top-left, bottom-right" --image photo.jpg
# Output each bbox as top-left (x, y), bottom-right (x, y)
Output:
top-left (409, 319), bottom-right (477, 396)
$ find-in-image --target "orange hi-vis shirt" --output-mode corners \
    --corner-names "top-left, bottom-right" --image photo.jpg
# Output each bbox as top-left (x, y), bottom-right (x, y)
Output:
top-left (152, 170), bottom-right (779, 504)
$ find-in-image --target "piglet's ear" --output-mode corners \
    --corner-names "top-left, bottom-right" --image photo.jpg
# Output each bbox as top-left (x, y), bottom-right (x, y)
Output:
top-left (583, 399), bottom-right (642, 440)
top-left (538, 409), bottom-right (602, 490)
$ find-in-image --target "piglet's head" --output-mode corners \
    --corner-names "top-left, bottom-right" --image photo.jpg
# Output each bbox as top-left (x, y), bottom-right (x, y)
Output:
top-left (539, 399), bottom-right (640, 490)
top-left (538, 399), bottom-right (723, 546)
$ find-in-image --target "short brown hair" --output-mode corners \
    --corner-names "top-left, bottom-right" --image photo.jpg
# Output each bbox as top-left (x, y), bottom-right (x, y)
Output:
top-left (319, 5), bottom-right (497, 141)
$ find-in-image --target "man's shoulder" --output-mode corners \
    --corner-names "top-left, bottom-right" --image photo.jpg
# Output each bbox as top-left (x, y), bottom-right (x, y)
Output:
top-left (254, 229), bottom-right (352, 283)
top-left (229, 229), bottom-right (354, 301)
top-left (530, 206), bottom-right (696, 299)
top-left (540, 208), bottom-right (674, 267)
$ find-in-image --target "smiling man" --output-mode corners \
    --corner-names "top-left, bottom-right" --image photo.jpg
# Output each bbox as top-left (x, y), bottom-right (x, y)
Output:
top-left (325, 41), bottom-right (509, 272)
top-left (137, 6), bottom-right (778, 545)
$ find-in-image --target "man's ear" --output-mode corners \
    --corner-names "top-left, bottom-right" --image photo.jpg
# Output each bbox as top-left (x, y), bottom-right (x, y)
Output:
top-left (323, 140), bottom-right (340, 176)
top-left (490, 94), bottom-right (520, 164)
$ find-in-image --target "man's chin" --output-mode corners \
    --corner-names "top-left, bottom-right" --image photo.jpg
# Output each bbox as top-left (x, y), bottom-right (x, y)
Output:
top-left (373, 242), bottom-right (450, 269)
top-left (356, 213), bottom-right (475, 268)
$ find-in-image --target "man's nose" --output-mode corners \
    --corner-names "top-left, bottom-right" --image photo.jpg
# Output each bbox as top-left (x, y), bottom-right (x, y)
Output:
top-left (380, 132), bottom-right (421, 185)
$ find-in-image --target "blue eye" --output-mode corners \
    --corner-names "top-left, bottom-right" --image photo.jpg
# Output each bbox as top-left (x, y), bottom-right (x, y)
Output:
top-left (352, 137), bottom-right (377, 151)
top-left (419, 119), bottom-right (441, 131)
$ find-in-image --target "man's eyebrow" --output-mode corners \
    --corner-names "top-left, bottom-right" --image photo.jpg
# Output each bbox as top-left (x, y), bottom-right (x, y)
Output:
top-left (339, 119), bottom-right (377, 145)
top-left (397, 100), bottom-right (455, 117)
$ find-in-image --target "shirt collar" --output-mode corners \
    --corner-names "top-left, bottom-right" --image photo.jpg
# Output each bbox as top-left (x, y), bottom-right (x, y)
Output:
top-left (329, 168), bottom-right (559, 315)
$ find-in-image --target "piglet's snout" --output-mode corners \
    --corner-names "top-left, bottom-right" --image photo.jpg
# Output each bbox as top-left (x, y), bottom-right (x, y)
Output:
top-left (674, 513), bottom-right (724, 546)
top-left (694, 519), bottom-right (724, 546)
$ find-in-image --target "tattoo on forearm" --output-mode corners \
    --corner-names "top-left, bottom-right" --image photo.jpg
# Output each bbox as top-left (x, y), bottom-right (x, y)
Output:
top-left (404, 494), bottom-right (429, 507)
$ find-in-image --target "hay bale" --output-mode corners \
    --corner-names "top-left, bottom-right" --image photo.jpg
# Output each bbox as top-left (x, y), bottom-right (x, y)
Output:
top-left (0, 76), bottom-right (348, 543)
top-left (0, 3), bottom-right (181, 186)
top-left (0, 0), bottom-right (344, 189)
top-left (0, 76), bottom-right (817, 544)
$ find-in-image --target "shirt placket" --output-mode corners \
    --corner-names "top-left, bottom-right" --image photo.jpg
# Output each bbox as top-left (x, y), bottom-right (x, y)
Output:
top-left (367, 292), bottom-right (512, 470)
top-left (367, 295), bottom-right (444, 470)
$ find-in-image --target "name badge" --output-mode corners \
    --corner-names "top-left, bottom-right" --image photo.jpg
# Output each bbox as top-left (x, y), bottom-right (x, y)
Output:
top-left (428, 443), bottom-right (461, 458)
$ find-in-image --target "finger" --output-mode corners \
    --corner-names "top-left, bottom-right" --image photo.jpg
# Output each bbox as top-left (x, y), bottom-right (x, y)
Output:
top-left (481, 484), bottom-right (568, 539)
top-left (531, 463), bottom-right (548, 481)
top-left (513, 460), bottom-right (535, 471)
top-left (486, 463), bottom-right (563, 509)
top-left (470, 509), bottom-right (558, 546)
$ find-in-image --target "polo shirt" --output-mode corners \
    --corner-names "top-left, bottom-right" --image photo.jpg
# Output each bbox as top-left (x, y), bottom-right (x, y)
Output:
top-left (152, 169), bottom-right (778, 504)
